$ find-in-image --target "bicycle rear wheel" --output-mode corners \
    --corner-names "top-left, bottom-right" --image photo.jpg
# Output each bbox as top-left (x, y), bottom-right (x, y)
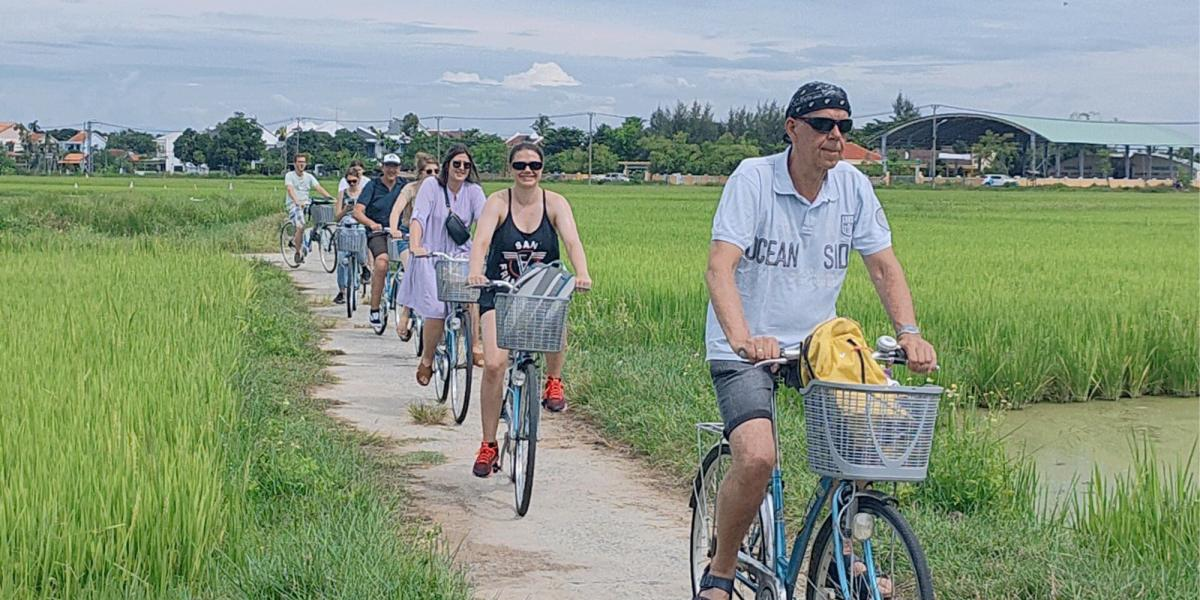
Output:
top-left (806, 494), bottom-right (933, 600)
top-left (513, 361), bottom-right (539, 516)
top-left (318, 226), bottom-right (336, 273)
top-left (451, 310), bottom-right (472, 425)
top-left (689, 443), bottom-right (770, 598)
top-left (280, 221), bottom-right (299, 268)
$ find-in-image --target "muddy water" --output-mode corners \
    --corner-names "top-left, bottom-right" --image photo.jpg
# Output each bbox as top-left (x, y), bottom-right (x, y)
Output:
top-left (1000, 397), bottom-right (1199, 505)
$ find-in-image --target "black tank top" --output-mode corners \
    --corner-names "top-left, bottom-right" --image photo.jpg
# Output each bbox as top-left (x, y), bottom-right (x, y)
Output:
top-left (485, 189), bottom-right (560, 282)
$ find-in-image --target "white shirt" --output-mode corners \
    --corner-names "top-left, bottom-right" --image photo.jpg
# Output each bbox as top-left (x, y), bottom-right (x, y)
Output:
top-left (285, 170), bottom-right (319, 203)
top-left (705, 151), bottom-right (893, 361)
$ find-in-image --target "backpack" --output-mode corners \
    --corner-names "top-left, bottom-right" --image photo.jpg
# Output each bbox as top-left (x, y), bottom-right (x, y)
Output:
top-left (798, 317), bottom-right (887, 387)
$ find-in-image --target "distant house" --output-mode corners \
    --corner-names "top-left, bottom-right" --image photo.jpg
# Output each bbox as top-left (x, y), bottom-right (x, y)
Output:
top-left (59, 152), bottom-right (86, 171)
top-left (505, 132), bottom-right (540, 148)
top-left (842, 142), bottom-right (882, 165)
top-left (0, 122), bottom-right (22, 155)
top-left (156, 131), bottom-right (184, 173)
top-left (59, 131), bottom-right (107, 155)
top-left (353, 127), bottom-right (410, 160)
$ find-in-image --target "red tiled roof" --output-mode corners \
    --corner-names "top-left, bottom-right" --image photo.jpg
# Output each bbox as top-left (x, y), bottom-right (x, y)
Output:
top-left (28, 132), bottom-right (45, 143)
top-left (843, 142), bottom-right (881, 162)
top-left (67, 131), bottom-right (88, 143)
top-left (60, 152), bottom-right (85, 165)
top-left (0, 122), bottom-right (16, 134)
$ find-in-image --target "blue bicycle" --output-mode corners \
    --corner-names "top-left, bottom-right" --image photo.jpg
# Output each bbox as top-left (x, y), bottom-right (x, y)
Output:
top-left (427, 253), bottom-right (477, 425)
top-left (476, 265), bottom-right (575, 517)
top-left (371, 233), bottom-right (407, 336)
top-left (336, 225), bottom-right (369, 319)
top-left (690, 339), bottom-right (941, 600)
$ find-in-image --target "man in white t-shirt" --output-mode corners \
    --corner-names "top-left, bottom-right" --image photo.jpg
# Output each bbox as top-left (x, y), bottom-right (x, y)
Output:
top-left (284, 153), bottom-right (332, 264)
top-left (695, 82), bottom-right (938, 599)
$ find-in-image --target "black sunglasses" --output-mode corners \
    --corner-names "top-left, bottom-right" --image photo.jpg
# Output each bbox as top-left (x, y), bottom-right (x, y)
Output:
top-left (798, 117), bottom-right (853, 134)
top-left (451, 160), bottom-right (472, 169)
top-left (346, 179), bottom-right (359, 185)
top-left (424, 168), bottom-right (439, 174)
top-left (511, 161), bottom-right (543, 172)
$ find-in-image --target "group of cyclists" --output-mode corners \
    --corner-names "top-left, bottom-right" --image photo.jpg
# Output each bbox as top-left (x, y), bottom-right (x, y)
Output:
top-left (283, 142), bottom-right (592, 479)
top-left (284, 80), bottom-right (942, 600)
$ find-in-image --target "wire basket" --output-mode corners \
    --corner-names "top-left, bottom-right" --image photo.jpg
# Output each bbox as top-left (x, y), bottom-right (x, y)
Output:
top-left (435, 258), bottom-right (479, 303)
top-left (801, 381), bottom-right (942, 481)
top-left (336, 227), bottom-right (368, 262)
top-left (387, 238), bottom-right (407, 262)
top-left (494, 293), bottom-right (570, 353)
top-left (310, 203), bottom-right (336, 225)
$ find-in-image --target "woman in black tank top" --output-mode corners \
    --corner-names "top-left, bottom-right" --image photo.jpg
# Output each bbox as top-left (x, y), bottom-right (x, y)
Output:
top-left (463, 143), bottom-right (593, 478)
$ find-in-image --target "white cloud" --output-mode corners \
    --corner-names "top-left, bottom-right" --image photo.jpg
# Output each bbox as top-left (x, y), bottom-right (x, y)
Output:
top-left (440, 62), bottom-right (580, 91)
top-left (500, 62), bottom-right (580, 90)
top-left (440, 71), bottom-right (499, 85)
top-left (185, 82), bottom-right (202, 87)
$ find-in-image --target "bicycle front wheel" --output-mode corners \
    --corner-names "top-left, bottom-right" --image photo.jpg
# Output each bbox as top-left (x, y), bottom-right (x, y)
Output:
top-left (513, 361), bottom-right (539, 516)
top-left (346, 256), bottom-right (358, 318)
top-left (690, 443), bottom-right (770, 598)
top-left (451, 310), bottom-right (472, 425)
top-left (806, 494), bottom-right (933, 600)
top-left (280, 221), bottom-right (299, 268)
top-left (435, 332), bottom-right (452, 404)
top-left (319, 226), bottom-right (336, 273)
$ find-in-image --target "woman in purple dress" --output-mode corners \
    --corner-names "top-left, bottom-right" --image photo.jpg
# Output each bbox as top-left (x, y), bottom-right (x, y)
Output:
top-left (399, 144), bottom-right (487, 386)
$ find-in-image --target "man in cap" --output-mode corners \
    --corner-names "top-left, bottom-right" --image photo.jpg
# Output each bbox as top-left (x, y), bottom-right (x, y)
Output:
top-left (353, 153), bottom-right (407, 327)
top-left (695, 82), bottom-right (937, 599)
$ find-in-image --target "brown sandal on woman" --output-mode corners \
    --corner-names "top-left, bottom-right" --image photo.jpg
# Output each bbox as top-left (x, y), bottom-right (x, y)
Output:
top-left (416, 362), bottom-right (433, 386)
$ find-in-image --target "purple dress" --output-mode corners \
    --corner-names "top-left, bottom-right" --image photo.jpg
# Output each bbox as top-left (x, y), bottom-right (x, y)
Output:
top-left (397, 177), bottom-right (487, 319)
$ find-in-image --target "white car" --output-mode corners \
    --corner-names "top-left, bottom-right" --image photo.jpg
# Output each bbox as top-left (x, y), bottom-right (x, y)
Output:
top-left (592, 172), bottom-right (630, 184)
top-left (981, 174), bottom-right (1017, 187)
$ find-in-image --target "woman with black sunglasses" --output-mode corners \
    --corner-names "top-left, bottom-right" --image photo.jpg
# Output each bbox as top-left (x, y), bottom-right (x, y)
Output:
top-left (397, 144), bottom-right (487, 387)
top-left (465, 142), bottom-right (592, 478)
top-left (389, 152), bottom-right (437, 340)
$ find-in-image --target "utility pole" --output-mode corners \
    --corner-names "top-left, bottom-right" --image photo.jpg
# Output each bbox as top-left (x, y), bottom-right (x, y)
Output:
top-left (587, 112), bottom-right (595, 185)
top-left (928, 104), bottom-right (938, 184)
top-left (85, 120), bottom-right (93, 175)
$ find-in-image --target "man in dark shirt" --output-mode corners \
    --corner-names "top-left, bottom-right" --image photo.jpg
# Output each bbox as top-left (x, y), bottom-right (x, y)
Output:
top-left (353, 153), bottom-right (406, 327)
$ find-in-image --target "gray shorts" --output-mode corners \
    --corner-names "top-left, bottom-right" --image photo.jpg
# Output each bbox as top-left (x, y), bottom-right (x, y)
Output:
top-left (710, 360), bottom-right (776, 438)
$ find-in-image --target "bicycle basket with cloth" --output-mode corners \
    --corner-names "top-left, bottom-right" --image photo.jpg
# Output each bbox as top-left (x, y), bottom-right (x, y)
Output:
top-left (495, 264), bottom-right (574, 353)
top-left (310, 202), bottom-right (336, 225)
top-left (336, 226), bottom-right (368, 263)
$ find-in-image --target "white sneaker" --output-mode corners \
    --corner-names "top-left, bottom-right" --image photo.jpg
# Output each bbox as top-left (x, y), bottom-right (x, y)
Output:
top-left (369, 311), bottom-right (381, 326)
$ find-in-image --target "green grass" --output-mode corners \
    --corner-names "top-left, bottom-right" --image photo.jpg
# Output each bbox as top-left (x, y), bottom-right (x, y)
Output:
top-left (0, 226), bottom-right (468, 596)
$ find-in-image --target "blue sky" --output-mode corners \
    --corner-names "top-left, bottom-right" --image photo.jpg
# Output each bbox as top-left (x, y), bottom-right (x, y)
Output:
top-left (1, 0), bottom-right (1197, 134)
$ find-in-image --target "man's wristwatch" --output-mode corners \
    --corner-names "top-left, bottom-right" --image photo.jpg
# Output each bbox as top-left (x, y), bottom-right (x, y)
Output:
top-left (896, 324), bottom-right (922, 339)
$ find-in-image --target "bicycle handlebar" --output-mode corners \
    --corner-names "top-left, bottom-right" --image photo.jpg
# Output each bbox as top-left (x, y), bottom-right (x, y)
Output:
top-left (751, 337), bottom-right (919, 369)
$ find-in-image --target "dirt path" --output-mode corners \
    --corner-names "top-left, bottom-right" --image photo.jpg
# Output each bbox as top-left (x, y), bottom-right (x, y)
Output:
top-left (260, 255), bottom-right (691, 599)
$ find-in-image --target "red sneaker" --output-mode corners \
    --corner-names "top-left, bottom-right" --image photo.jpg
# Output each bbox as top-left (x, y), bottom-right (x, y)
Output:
top-left (542, 377), bottom-right (566, 412)
top-left (472, 442), bottom-right (499, 478)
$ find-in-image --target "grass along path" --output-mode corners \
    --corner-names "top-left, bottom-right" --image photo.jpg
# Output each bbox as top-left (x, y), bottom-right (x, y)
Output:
top-left (0, 233), bottom-right (469, 598)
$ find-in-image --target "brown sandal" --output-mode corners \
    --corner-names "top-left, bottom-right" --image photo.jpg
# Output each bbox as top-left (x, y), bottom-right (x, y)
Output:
top-left (416, 362), bottom-right (433, 386)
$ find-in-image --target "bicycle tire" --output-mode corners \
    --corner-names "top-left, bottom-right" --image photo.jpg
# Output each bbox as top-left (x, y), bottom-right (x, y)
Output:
top-left (436, 331), bottom-right (452, 404)
top-left (451, 310), bottom-right (472, 425)
top-left (514, 361), bottom-right (539, 516)
top-left (318, 226), bottom-right (336, 273)
top-left (280, 221), bottom-right (300, 268)
top-left (413, 316), bottom-right (423, 357)
top-left (689, 443), bottom-right (770, 598)
top-left (806, 494), bottom-right (933, 600)
top-left (346, 255), bottom-right (357, 319)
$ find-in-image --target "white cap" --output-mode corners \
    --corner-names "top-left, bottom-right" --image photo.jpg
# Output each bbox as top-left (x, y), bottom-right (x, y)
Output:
top-left (381, 153), bottom-right (402, 165)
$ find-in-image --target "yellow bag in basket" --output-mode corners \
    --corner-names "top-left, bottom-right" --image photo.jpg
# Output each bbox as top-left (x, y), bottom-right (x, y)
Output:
top-left (800, 318), bottom-right (906, 419)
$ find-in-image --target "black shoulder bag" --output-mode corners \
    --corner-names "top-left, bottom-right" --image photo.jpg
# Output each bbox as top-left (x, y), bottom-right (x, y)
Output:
top-left (442, 184), bottom-right (472, 246)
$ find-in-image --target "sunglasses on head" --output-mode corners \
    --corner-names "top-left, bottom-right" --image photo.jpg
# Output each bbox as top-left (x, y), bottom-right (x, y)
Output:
top-left (451, 160), bottom-right (472, 169)
top-left (511, 161), bottom-right (543, 172)
top-left (798, 117), bottom-right (853, 134)
top-left (424, 167), bottom-right (439, 175)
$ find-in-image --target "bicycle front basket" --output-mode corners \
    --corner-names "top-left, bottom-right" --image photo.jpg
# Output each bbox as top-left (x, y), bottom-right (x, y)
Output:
top-left (310, 203), bottom-right (336, 225)
top-left (435, 258), bottom-right (479, 303)
top-left (802, 381), bottom-right (942, 482)
top-left (494, 292), bottom-right (570, 353)
top-left (336, 227), bottom-right (368, 262)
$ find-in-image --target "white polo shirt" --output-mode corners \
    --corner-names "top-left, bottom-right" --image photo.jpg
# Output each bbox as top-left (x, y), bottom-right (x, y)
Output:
top-left (705, 150), bottom-right (893, 361)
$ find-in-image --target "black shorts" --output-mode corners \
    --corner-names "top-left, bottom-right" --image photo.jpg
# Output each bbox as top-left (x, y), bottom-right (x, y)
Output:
top-left (477, 289), bottom-right (496, 315)
top-left (367, 231), bottom-right (389, 259)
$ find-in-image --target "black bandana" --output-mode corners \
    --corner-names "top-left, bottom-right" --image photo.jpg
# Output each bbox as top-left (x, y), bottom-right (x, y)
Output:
top-left (786, 81), bottom-right (851, 118)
